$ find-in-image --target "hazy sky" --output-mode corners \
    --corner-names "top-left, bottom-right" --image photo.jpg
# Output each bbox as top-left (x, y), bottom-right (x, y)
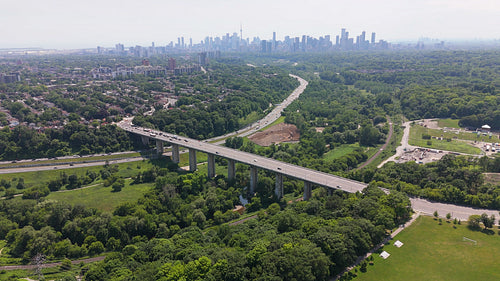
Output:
top-left (1, 0), bottom-right (499, 49)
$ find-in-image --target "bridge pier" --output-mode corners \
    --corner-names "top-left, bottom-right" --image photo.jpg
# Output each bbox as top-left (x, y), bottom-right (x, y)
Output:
top-left (327, 187), bottom-right (334, 196)
top-left (249, 166), bottom-right (258, 194)
top-left (189, 148), bottom-right (197, 172)
top-left (207, 154), bottom-right (215, 178)
top-left (171, 144), bottom-right (180, 163)
top-left (227, 159), bottom-right (235, 180)
top-left (141, 135), bottom-right (150, 145)
top-left (275, 173), bottom-right (283, 199)
top-left (155, 140), bottom-right (164, 155)
top-left (304, 181), bottom-right (312, 200)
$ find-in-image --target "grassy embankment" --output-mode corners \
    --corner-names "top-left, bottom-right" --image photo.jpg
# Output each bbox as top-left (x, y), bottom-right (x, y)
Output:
top-left (0, 152), bottom-right (142, 169)
top-left (437, 118), bottom-right (461, 129)
top-left (352, 215), bottom-right (500, 281)
top-left (409, 124), bottom-right (484, 154)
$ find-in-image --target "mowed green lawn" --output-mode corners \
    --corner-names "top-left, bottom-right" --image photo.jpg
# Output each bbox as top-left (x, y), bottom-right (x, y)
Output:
top-left (46, 180), bottom-right (153, 212)
top-left (437, 119), bottom-right (460, 129)
top-left (323, 143), bottom-right (361, 161)
top-left (409, 125), bottom-right (482, 154)
top-left (354, 216), bottom-right (500, 281)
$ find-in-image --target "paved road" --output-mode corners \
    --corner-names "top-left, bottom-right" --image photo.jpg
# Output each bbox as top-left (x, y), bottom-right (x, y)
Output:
top-left (378, 121), bottom-right (415, 168)
top-left (410, 197), bottom-right (498, 221)
top-left (0, 256), bottom-right (105, 271)
top-left (206, 74), bottom-right (308, 145)
top-left (119, 122), bottom-right (367, 193)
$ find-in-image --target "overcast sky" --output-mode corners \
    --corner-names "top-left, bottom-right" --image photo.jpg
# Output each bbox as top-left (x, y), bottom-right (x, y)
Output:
top-left (1, 0), bottom-right (499, 49)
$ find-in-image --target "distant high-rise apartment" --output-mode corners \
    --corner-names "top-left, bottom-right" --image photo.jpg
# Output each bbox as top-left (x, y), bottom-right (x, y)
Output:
top-left (371, 32), bottom-right (376, 44)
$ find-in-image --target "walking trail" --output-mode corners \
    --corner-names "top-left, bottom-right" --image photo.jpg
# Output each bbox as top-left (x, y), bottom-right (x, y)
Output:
top-left (357, 116), bottom-right (393, 170)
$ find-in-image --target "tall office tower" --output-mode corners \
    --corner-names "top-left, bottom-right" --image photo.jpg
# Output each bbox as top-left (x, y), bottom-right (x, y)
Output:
top-left (360, 31), bottom-right (366, 44)
top-left (301, 35), bottom-right (306, 51)
top-left (341, 28), bottom-right (347, 40)
top-left (325, 35), bottom-right (331, 44)
top-left (177, 38), bottom-right (181, 48)
top-left (152, 42), bottom-right (155, 47)
top-left (371, 32), bottom-right (376, 44)
top-left (272, 31), bottom-right (276, 50)
top-left (336, 35), bottom-right (340, 46)
top-left (115, 43), bottom-right (124, 53)
top-left (181, 37), bottom-right (185, 48)
top-left (189, 38), bottom-right (193, 48)
top-left (261, 40), bottom-right (268, 53)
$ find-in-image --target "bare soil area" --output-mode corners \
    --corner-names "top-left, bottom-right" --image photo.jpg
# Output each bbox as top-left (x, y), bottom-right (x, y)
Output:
top-left (248, 123), bottom-right (300, 146)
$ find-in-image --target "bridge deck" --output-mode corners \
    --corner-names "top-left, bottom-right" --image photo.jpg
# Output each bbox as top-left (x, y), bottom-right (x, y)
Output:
top-left (121, 124), bottom-right (367, 193)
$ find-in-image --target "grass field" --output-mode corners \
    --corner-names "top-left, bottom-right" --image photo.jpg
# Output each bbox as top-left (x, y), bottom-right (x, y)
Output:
top-left (437, 119), bottom-right (461, 129)
top-left (353, 215), bottom-right (500, 281)
top-left (409, 125), bottom-right (482, 154)
top-left (323, 144), bottom-right (361, 161)
top-left (46, 180), bottom-right (153, 212)
top-left (0, 160), bottom-right (156, 186)
top-left (0, 152), bottom-right (142, 169)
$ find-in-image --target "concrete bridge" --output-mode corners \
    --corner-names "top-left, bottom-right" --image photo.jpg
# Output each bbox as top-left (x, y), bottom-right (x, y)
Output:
top-left (119, 122), bottom-right (367, 199)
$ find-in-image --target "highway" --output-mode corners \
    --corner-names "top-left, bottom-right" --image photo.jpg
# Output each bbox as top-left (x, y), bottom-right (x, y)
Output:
top-left (118, 121), bottom-right (367, 193)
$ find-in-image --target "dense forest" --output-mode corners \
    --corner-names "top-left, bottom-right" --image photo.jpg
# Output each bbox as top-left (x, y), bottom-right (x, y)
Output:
top-left (0, 50), bottom-right (499, 280)
top-left (350, 154), bottom-right (500, 209)
top-left (0, 123), bottom-right (137, 160)
top-left (0, 165), bottom-right (411, 280)
top-left (134, 62), bottom-right (299, 139)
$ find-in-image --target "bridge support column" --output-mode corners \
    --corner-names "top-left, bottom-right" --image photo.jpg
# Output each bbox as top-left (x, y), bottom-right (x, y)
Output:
top-left (207, 154), bottom-right (216, 178)
top-left (227, 159), bottom-right (235, 180)
top-left (249, 166), bottom-right (258, 194)
top-left (189, 148), bottom-right (197, 172)
top-left (141, 135), bottom-right (150, 145)
top-left (155, 140), bottom-right (164, 155)
top-left (171, 144), bottom-right (180, 163)
top-left (304, 181), bottom-right (312, 200)
top-left (327, 187), bottom-right (333, 196)
top-left (275, 173), bottom-right (284, 199)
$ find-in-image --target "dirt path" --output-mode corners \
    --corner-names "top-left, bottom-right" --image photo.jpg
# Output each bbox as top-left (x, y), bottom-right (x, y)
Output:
top-left (0, 256), bottom-right (105, 271)
top-left (228, 215), bottom-right (258, 226)
top-left (378, 120), bottom-right (415, 168)
top-left (357, 116), bottom-right (393, 170)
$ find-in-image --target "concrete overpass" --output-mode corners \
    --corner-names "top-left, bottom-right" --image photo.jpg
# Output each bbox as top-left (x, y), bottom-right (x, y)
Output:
top-left (119, 122), bottom-right (367, 199)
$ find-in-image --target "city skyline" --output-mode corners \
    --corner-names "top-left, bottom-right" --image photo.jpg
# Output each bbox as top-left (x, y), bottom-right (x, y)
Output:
top-left (1, 0), bottom-right (499, 49)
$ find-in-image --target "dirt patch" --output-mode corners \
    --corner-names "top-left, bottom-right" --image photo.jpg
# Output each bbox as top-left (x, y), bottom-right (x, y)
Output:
top-left (248, 123), bottom-right (300, 146)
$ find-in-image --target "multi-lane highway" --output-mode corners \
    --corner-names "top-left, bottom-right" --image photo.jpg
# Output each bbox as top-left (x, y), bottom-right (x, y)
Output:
top-left (118, 121), bottom-right (368, 193)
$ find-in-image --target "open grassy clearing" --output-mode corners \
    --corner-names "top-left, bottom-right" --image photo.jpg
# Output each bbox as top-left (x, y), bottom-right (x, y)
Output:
top-left (352, 215), bottom-right (500, 281)
top-left (323, 144), bottom-right (361, 161)
top-left (0, 152), bottom-right (142, 169)
top-left (409, 125), bottom-right (482, 154)
top-left (483, 173), bottom-right (500, 185)
top-left (46, 180), bottom-right (153, 212)
top-left (0, 159), bottom-right (160, 197)
top-left (413, 123), bottom-right (499, 143)
top-left (437, 119), bottom-right (461, 129)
